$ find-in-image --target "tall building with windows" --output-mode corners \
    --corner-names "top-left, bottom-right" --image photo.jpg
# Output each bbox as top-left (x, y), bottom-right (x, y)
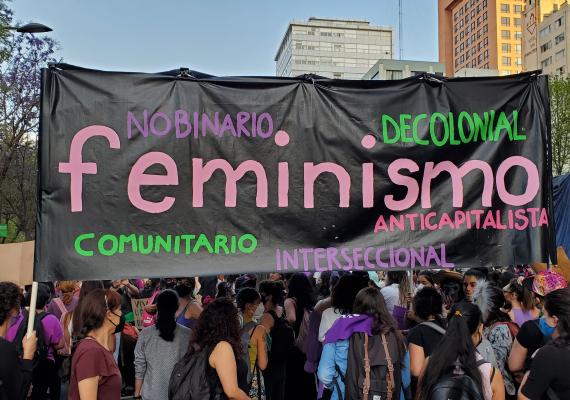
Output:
top-left (536, 2), bottom-right (568, 74)
top-left (274, 18), bottom-right (393, 79)
top-left (439, 0), bottom-right (525, 76)
top-left (523, 0), bottom-right (566, 70)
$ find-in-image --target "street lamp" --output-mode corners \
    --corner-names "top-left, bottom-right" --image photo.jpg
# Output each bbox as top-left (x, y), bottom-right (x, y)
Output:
top-left (7, 23), bottom-right (52, 34)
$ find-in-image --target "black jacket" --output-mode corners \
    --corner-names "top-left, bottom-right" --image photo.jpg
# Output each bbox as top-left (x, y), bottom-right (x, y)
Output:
top-left (0, 337), bottom-right (33, 400)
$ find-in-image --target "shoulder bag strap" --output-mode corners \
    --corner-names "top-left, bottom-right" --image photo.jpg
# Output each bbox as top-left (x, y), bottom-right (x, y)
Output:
top-left (53, 297), bottom-right (67, 315)
top-left (381, 334), bottom-right (395, 400)
top-left (363, 334), bottom-right (371, 400)
top-left (420, 321), bottom-right (446, 335)
top-left (547, 388), bottom-right (561, 400)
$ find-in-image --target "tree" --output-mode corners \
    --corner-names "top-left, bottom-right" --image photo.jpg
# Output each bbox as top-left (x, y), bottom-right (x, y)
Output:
top-left (550, 75), bottom-right (570, 176)
top-left (0, 23), bottom-right (57, 243)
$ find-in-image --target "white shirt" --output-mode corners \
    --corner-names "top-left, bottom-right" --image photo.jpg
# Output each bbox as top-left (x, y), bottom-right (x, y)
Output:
top-left (380, 284), bottom-right (401, 313)
top-left (318, 308), bottom-right (342, 342)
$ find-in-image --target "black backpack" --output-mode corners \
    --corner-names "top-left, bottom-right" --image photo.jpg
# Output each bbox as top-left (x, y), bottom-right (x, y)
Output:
top-left (267, 310), bottom-right (295, 363)
top-left (429, 360), bottom-right (489, 400)
top-left (168, 346), bottom-right (225, 400)
top-left (343, 332), bottom-right (403, 400)
top-left (12, 310), bottom-right (50, 366)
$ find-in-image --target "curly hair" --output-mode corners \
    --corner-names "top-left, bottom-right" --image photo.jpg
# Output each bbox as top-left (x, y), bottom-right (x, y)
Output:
top-left (58, 281), bottom-right (78, 306)
top-left (0, 281), bottom-right (21, 325)
top-left (188, 298), bottom-right (242, 358)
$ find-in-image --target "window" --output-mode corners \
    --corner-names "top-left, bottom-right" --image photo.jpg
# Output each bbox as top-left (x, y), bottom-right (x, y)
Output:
top-left (472, 59), bottom-right (477, 67)
top-left (555, 33), bottom-right (565, 45)
top-left (471, 21), bottom-right (475, 30)
top-left (460, 31), bottom-right (465, 40)
top-left (455, 47), bottom-right (459, 56)
top-left (502, 43), bottom-right (511, 52)
top-left (483, 25), bottom-right (488, 33)
top-left (484, 49), bottom-right (489, 59)
top-left (540, 26), bottom-right (552, 37)
top-left (502, 56), bottom-right (511, 65)
top-left (516, 58), bottom-right (522, 66)
top-left (466, 26), bottom-right (470, 35)
top-left (515, 44), bottom-right (522, 53)
top-left (333, 44), bottom-right (343, 52)
top-left (500, 4), bottom-right (510, 12)
top-left (484, 37), bottom-right (489, 47)
top-left (514, 5), bottom-right (522, 13)
top-left (307, 28), bottom-right (317, 36)
top-left (555, 17), bottom-right (564, 28)
top-left (477, 16), bottom-right (482, 26)
top-left (477, 29), bottom-right (482, 39)
top-left (455, 11), bottom-right (460, 21)
top-left (556, 66), bottom-right (565, 75)
top-left (501, 30), bottom-right (510, 39)
top-left (501, 17), bottom-right (510, 26)
top-left (333, 73), bottom-right (342, 79)
top-left (541, 56), bottom-right (552, 68)
top-left (514, 18), bottom-right (522, 26)
top-left (333, 32), bottom-right (344, 38)
top-left (482, 0), bottom-right (488, 8)
top-left (472, 47), bottom-right (476, 56)
top-left (541, 41), bottom-right (552, 52)
top-left (515, 31), bottom-right (522, 39)
top-left (478, 42), bottom-right (482, 51)
top-left (386, 70), bottom-right (403, 80)
top-left (460, 43), bottom-right (465, 51)
top-left (478, 54), bottom-right (483, 64)
top-left (555, 49), bottom-right (565, 61)
top-left (483, 11), bottom-right (488, 20)
top-left (455, 35), bottom-right (459, 43)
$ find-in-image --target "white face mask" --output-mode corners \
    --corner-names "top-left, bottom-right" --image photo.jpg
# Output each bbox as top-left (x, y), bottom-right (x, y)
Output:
top-left (416, 283), bottom-right (425, 292)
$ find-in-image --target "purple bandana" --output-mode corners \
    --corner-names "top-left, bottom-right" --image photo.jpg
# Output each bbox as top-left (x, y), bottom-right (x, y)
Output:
top-left (323, 314), bottom-right (374, 344)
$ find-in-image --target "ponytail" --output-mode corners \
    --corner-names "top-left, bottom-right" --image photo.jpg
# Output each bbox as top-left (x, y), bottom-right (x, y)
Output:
top-left (156, 289), bottom-right (179, 342)
top-left (418, 302), bottom-right (483, 400)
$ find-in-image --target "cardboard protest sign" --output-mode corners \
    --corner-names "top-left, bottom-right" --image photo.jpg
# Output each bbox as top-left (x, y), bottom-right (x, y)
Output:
top-left (0, 241), bottom-right (34, 285)
top-left (35, 65), bottom-right (556, 280)
top-left (131, 298), bottom-right (149, 330)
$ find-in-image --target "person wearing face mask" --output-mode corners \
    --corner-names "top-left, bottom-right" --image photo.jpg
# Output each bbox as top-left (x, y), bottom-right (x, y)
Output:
top-left (463, 268), bottom-right (488, 302)
top-left (416, 270), bottom-right (435, 291)
top-left (69, 289), bottom-right (124, 400)
top-left (0, 281), bottom-right (37, 400)
top-left (508, 271), bottom-right (567, 383)
top-left (174, 278), bottom-right (202, 329)
top-left (518, 288), bottom-right (570, 400)
top-left (236, 288), bottom-right (268, 399)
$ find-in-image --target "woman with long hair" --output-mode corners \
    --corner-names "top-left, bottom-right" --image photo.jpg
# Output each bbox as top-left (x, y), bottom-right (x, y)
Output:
top-left (381, 271), bottom-right (412, 313)
top-left (236, 287), bottom-right (268, 399)
top-left (502, 278), bottom-right (539, 327)
top-left (417, 302), bottom-right (505, 400)
top-left (174, 278), bottom-right (202, 329)
top-left (318, 274), bottom-right (369, 342)
top-left (284, 273), bottom-right (316, 400)
top-left (48, 281), bottom-right (79, 319)
top-left (134, 289), bottom-right (191, 400)
top-left (474, 281), bottom-right (518, 398)
top-left (318, 287), bottom-right (410, 400)
top-left (69, 289), bottom-right (123, 400)
top-left (519, 288), bottom-right (570, 399)
top-left (184, 298), bottom-right (249, 399)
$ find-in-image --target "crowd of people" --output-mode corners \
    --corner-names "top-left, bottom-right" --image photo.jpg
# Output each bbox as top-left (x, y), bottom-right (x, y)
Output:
top-left (0, 266), bottom-right (569, 400)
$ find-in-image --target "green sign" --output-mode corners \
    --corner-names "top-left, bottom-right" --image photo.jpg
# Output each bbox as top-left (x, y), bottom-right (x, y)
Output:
top-left (0, 224), bottom-right (7, 238)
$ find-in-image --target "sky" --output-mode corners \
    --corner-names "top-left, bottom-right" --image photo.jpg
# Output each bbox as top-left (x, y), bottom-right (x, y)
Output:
top-left (11, 0), bottom-right (438, 76)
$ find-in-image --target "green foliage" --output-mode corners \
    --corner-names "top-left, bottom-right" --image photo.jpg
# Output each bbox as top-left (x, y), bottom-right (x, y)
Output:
top-left (550, 75), bottom-right (570, 176)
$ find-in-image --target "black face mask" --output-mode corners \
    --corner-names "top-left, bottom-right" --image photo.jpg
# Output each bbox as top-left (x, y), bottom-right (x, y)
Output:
top-left (108, 310), bottom-right (125, 334)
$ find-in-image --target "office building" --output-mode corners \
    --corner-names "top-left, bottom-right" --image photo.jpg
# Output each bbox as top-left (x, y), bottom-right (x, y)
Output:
top-left (455, 67), bottom-right (501, 75)
top-left (439, 0), bottom-right (525, 77)
top-left (523, 0), bottom-right (565, 70)
top-left (536, 2), bottom-right (569, 74)
top-left (274, 17), bottom-right (393, 79)
top-left (362, 59), bottom-right (445, 80)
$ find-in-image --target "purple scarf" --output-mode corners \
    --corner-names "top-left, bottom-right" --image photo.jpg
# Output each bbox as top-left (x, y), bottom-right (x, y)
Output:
top-left (323, 314), bottom-right (374, 344)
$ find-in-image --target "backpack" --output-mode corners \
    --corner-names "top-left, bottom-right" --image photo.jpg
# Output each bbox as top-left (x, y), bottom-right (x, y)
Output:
top-left (344, 332), bottom-right (403, 400)
top-left (240, 320), bottom-right (257, 382)
top-left (267, 310), bottom-right (295, 363)
top-left (419, 321), bottom-right (446, 335)
top-left (142, 289), bottom-right (160, 327)
top-left (429, 359), bottom-right (489, 400)
top-left (12, 310), bottom-right (50, 365)
top-left (490, 321), bottom-right (519, 342)
top-left (295, 309), bottom-right (310, 354)
top-left (168, 346), bottom-right (225, 400)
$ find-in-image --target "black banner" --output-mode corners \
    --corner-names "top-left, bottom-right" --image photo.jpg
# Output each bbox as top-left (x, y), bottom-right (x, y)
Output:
top-left (35, 65), bottom-right (556, 280)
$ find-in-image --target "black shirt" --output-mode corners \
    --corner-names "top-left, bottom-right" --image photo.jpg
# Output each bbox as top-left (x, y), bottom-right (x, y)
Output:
top-left (516, 319), bottom-right (548, 370)
top-left (0, 338), bottom-right (33, 400)
top-left (407, 320), bottom-right (446, 357)
top-left (521, 345), bottom-right (570, 400)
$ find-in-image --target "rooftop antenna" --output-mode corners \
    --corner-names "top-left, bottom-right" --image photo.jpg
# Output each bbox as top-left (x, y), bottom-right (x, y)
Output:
top-left (399, 0), bottom-right (403, 59)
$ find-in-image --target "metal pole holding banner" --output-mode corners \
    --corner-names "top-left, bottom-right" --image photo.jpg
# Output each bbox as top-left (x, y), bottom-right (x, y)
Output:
top-left (26, 281), bottom-right (38, 338)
